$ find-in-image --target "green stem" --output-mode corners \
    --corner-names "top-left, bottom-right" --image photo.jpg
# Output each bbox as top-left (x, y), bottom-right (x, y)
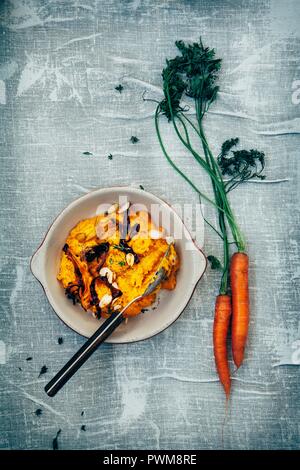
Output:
top-left (158, 80), bottom-right (247, 298)
top-left (198, 119), bottom-right (246, 252)
top-left (154, 108), bottom-right (225, 212)
top-left (196, 117), bottom-right (230, 293)
top-left (198, 195), bottom-right (224, 240)
top-left (183, 103), bottom-right (244, 288)
top-left (218, 207), bottom-right (230, 294)
top-left (175, 112), bottom-right (243, 249)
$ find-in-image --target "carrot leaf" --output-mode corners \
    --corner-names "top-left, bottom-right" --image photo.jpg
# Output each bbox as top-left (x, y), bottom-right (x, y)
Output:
top-left (207, 255), bottom-right (222, 270)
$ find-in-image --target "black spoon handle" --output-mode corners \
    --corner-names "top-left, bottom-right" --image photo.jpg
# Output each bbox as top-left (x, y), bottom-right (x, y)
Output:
top-left (45, 312), bottom-right (124, 397)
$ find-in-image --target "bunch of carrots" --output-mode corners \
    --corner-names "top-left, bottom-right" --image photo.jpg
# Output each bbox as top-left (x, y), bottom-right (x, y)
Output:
top-left (150, 39), bottom-right (265, 398)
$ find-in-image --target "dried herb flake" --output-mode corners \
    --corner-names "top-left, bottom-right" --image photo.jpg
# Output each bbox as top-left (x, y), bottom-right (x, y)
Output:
top-left (38, 365), bottom-right (48, 377)
top-left (207, 255), bottom-right (222, 270)
top-left (52, 429), bottom-right (61, 450)
top-left (115, 84), bottom-right (124, 93)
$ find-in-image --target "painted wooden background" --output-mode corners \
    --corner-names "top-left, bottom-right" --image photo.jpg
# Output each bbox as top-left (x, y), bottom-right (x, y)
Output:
top-left (0, 0), bottom-right (299, 450)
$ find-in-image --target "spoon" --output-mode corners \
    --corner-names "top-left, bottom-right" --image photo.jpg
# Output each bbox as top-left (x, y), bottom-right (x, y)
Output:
top-left (45, 250), bottom-right (170, 397)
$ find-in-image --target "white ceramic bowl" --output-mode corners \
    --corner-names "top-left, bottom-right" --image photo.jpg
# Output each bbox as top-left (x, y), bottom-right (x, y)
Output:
top-left (31, 187), bottom-right (206, 343)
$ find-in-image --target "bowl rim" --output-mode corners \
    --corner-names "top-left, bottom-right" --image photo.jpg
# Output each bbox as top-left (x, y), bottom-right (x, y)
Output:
top-left (30, 185), bottom-right (207, 343)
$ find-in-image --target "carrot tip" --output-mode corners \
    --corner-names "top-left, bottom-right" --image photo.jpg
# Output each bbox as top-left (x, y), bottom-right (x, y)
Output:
top-left (233, 351), bottom-right (244, 369)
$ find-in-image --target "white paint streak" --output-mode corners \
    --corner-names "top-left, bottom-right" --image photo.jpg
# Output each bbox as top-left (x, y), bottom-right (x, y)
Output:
top-left (227, 43), bottom-right (273, 76)
top-left (253, 118), bottom-right (300, 135)
top-left (109, 55), bottom-right (149, 65)
top-left (9, 265), bottom-right (25, 316)
top-left (73, 184), bottom-right (92, 193)
top-left (0, 341), bottom-right (6, 365)
top-left (0, 81), bottom-right (6, 105)
top-left (123, 76), bottom-right (163, 95)
top-left (119, 379), bottom-right (146, 425)
top-left (149, 420), bottom-right (160, 449)
top-left (0, 61), bottom-right (18, 80)
top-left (12, 386), bottom-right (72, 424)
top-left (273, 339), bottom-right (300, 366)
top-left (6, 0), bottom-right (79, 30)
top-left (150, 373), bottom-right (219, 384)
top-left (16, 54), bottom-right (83, 104)
top-left (237, 389), bottom-right (278, 396)
top-left (56, 33), bottom-right (103, 51)
top-left (17, 54), bottom-right (46, 97)
top-left (8, 1), bottom-right (43, 30)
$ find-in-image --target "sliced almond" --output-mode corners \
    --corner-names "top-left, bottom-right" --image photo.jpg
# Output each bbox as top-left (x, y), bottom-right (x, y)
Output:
top-left (99, 294), bottom-right (112, 308)
top-left (126, 253), bottom-right (135, 267)
top-left (99, 267), bottom-right (113, 284)
top-left (112, 281), bottom-right (119, 289)
top-left (166, 236), bottom-right (174, 245)
top-left (99, 267), bottom-right (111, 277)
top-left (113, 304), bottom-right (121, 311)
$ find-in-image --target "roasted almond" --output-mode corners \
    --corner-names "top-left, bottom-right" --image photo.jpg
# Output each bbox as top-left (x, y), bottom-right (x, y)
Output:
top-left (126, 253), bottom-right (134, 266)
top-left (99, 294), bottom-right (112, 308)
top-left (99, 267), bottom-right (113, 284)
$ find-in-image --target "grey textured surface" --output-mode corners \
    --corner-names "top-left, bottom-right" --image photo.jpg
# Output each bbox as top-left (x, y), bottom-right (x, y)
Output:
top-left (0, 0), bottom-right (299, 450)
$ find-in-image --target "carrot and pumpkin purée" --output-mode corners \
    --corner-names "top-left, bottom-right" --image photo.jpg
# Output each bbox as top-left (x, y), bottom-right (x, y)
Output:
top-left (57, 203), bottom-right (179, 318)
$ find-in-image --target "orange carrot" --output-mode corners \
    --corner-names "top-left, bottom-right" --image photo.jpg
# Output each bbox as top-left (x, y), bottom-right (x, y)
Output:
top-left (230, 252), bottom-right (249, 368)
top-left (213, 294), bottom-right (232, 398)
